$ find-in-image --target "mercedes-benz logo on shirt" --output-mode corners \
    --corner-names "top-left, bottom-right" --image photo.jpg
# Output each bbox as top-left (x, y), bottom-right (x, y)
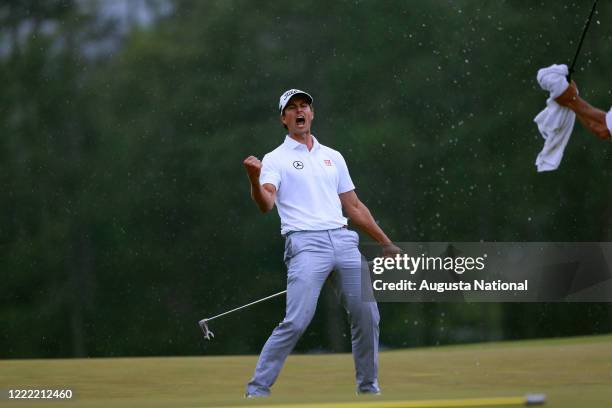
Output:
top-left (293, 161), bottom-right (304, 169)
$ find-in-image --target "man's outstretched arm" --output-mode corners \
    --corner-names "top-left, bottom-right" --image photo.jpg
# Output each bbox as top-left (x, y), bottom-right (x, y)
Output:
top-left (339, 190), bottom-right (400, 257)
top-left (555, 82), bottom-right (611, 140)
top-left (243, 156), bottom-right (276, 213)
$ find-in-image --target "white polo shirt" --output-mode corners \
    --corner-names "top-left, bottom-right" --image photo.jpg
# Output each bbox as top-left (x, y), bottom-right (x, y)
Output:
top-left (607, 108), bottom-right (612, 133)
top-left (260, 135), bottom-right (355, 235)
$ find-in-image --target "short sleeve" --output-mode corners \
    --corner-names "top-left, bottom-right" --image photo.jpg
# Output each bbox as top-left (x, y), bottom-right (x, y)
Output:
top-left (335, 152), bottom-right (355, 194)
top-left (259, 153), bottom-right (281, 190)
top-left (606, 108), bottom-right (612, 133)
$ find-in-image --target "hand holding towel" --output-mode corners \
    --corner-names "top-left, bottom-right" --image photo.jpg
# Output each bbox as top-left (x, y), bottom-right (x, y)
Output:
top-left (534, 64), bottom-right (576, 172)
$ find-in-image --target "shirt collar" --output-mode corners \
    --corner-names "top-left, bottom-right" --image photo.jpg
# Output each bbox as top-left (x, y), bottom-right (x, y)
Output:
top-left (283, 135), bottom-right (320, 151)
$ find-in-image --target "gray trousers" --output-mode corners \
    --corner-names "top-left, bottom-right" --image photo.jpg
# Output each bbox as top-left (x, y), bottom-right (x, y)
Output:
top-left (246, 228), bottom-right (380, 396)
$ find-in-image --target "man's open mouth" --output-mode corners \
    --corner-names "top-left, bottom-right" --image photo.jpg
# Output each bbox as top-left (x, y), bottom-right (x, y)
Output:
top-left (296, 116), bottom-right (305, 125)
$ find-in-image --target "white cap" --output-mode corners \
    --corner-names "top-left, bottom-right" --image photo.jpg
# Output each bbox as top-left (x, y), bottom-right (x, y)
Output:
top-left (279, 89), bottom-right (313, 113)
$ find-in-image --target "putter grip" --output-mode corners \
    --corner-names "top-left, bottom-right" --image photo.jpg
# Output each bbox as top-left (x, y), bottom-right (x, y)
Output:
top-left (525, 394), bottom-right (546, 405)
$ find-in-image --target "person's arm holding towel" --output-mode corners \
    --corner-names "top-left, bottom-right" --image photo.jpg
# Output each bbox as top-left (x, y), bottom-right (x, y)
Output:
top-left (555, 82), bottom-right (611, 141)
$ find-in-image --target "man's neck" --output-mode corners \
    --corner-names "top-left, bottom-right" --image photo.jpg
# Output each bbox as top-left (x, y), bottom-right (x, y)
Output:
top-left (289, 133), bottom-right (314, 151)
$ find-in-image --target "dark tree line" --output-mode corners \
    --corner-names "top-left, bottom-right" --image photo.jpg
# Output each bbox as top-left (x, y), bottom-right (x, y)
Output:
top-left (1, 0), bottom-right (611, 358)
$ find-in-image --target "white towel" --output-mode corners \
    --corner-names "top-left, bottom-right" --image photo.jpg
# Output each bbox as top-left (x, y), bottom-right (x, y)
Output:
top-left (534, 64), bottom-right (576, 172)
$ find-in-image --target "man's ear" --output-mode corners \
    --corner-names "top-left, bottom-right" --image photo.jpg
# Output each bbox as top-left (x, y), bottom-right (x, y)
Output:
top-left (280, 113), bottom-right (286, 126)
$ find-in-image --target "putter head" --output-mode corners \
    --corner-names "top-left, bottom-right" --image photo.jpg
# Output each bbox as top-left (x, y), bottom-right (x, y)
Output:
top-left (198, 319), bottom-right (214, 340)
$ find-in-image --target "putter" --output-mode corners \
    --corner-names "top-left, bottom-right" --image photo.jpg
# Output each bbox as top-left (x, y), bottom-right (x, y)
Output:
top-left (198, 290), bottom-right (287, 340)
top-left (567, 0), bottom-right (599, 81)
top-left (198, 260), bottom-right (379, 340)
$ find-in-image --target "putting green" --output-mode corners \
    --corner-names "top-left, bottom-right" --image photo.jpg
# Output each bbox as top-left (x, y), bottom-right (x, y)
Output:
top-left (1, 335), bottom-right (611, 407)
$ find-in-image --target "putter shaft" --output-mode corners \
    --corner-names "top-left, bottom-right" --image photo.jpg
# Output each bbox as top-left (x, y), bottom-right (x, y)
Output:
top-left (568, 0), bottom-right (599, 81)
top-left (204, 290), bottom-right (287, 322)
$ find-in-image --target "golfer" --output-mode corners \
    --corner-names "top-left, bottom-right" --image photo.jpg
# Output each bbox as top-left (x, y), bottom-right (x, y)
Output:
top-left (243, 89), bottom-right (400, 397)
top-left (555, 81), bottom-right (612, 140)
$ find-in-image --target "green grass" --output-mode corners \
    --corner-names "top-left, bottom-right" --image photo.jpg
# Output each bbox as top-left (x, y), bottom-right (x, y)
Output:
top-left (1, 334), bottom-right (611, 407)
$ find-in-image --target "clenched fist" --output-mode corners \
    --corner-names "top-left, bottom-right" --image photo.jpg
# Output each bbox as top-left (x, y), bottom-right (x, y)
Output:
top-left (243, 155), bottom-right (262, 182)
